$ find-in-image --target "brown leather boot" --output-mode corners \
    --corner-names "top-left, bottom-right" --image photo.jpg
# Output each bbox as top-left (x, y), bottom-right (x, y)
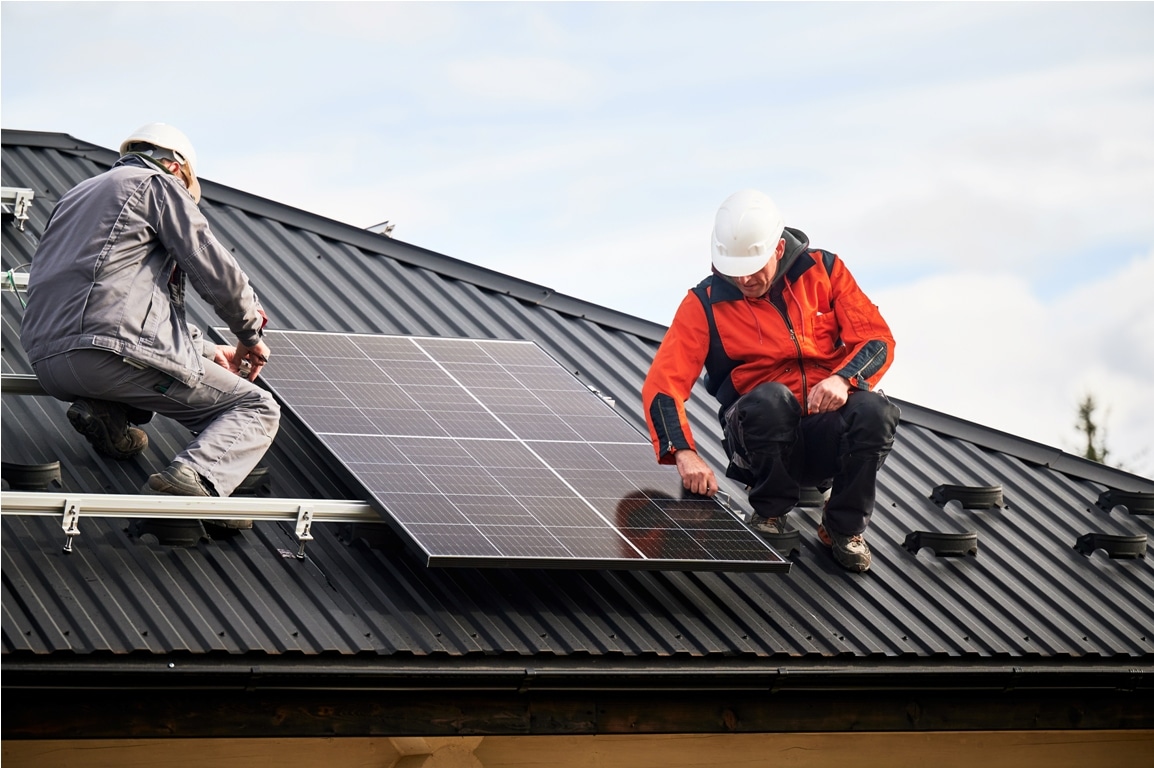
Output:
top-left (67, 398), bottom-right (148, 460)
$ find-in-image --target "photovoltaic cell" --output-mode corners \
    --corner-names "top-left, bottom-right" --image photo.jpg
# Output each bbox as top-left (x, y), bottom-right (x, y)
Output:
top-left (247, 330), bottom-right (789, 572)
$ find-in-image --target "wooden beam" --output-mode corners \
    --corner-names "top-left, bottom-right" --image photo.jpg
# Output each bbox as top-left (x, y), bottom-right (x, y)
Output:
top-left (3, 732), bottom-right (1154, 768)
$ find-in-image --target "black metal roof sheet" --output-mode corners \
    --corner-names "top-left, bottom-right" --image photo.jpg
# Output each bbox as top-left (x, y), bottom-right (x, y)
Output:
top-left (3, 130), bottom-right (1153, 670)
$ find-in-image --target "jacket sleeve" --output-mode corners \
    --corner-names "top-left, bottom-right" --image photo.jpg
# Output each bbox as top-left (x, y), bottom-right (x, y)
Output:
top-left (150, 175), bottom-right (267, 347)
top-left (642, 291), bottom-right (712, 464)
top-left (825, 254), bottom-right (895, 391)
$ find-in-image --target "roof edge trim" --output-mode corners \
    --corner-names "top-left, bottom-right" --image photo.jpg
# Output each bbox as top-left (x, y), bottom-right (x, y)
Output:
top-left (4, 657), bottom-right (1151, 693)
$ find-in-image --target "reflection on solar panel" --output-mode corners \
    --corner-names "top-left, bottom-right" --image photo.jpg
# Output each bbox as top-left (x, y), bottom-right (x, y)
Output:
top-left (250, 330), bottom-right (789, 572)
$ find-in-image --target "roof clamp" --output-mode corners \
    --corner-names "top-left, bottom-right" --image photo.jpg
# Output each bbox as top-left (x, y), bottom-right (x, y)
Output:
top-left (1, 186), bottom-right (36, 231)
top-left (294, 504), bottom-right (315, 559)
top-left (61, 497), bottom-right (82, 554)
top-left (931, 483), bottom-right (1003, 509)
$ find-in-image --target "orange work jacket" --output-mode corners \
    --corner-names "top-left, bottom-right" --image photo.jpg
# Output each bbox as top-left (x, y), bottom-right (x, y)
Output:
top-left (642, 228), bottom-right (895, 464)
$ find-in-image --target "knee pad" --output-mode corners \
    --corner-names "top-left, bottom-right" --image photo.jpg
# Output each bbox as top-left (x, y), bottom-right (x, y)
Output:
top-left (725, 382), bottom-right (801, 445)
top-left (740, 382), bottom-right (800, 420)
top-left (846, 391), bottom-right (899, 440)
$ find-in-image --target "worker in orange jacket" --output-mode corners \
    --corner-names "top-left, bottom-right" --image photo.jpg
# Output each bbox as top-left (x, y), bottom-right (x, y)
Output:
top-left (642, 190), bottom-right (899, 572)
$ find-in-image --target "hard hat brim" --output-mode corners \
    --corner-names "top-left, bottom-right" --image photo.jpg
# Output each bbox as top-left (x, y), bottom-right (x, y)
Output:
top-left (711, 251), bottom-right (773, 278)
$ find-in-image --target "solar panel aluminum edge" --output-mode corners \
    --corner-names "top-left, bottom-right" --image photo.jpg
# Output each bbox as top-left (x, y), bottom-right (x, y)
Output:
top-left (224, 329), bottom-right (788, 573)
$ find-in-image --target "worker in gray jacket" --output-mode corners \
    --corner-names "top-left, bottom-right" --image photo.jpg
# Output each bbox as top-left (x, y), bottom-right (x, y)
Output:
top-left (20, 123), bottom-right (280, 506)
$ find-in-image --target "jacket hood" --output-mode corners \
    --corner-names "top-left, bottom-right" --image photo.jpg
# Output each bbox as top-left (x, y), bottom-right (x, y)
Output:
top-left (777, 226), bottom-right (810, 281)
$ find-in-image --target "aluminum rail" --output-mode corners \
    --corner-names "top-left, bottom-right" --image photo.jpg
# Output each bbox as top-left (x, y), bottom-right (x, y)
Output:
top-left (0, 491), bottom-right (377, 521)
top-left (0, 491), bottom-right (382, 556)
top-left (3, 267), bottom-right (31, 289)
top-left (2, 373), bottom-right (46, 396)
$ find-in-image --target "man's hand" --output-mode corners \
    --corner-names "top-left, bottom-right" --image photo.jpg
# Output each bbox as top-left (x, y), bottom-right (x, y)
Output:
top-left (211, 345), bottom-right (231, 370)
top-left (807, 375), bottom-right (851, 414)
top-left (675, 449), bottom-right (718, 497)
top-left (232, 339), bottom-right (271, 382)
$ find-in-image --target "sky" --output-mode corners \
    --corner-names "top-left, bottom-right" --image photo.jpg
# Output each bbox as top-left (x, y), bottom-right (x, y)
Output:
top-left (3, 1), bottom-right (1153, 479)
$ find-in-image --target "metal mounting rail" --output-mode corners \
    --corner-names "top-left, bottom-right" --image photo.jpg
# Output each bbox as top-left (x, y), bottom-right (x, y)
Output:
top-left (2, 373), bottom-right (47, 396)
top-left (1, 491), bottom-right (382, 557)
top-left (3, 268), bottom-right (30, 288)
top-left (1, 491), bottom-right (377, 521)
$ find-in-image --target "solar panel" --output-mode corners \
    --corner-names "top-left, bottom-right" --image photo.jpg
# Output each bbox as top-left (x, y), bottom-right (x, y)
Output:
top-left (241, 330), bottom-right (789, 572)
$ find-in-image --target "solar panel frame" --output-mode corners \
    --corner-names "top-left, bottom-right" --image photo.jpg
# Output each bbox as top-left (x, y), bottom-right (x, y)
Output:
top-left (222, 329), bottom-right (789, 572)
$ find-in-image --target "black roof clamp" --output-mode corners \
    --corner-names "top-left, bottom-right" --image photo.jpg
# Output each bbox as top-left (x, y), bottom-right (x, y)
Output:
top-left (1096, 489), bottom-right (1154, 516)
top-left (760, 529), bottom-right (801, 557)
top-left (0, 461), bottom-right (62, 492)
top-left (904, 530), bottom-right (979, 557)
top-left (1074, 532), bottom-right (1147, 559)
top-left (932, 483), bottom-right (1003, 509)
top-left (797, 486), bottom-right (830, 508)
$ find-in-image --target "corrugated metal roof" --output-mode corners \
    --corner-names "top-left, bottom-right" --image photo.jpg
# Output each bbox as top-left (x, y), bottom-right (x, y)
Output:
top-left (3, 130), bottom-right (1152, 669)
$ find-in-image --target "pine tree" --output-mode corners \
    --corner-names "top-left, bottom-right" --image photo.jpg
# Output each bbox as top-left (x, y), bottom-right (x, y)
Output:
top-left (1076, 394), bottom-right (1110, 464)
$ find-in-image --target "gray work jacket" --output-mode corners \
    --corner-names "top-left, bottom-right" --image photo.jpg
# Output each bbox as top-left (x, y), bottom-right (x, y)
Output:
top-left (20, 155), bottom-right (266, 387)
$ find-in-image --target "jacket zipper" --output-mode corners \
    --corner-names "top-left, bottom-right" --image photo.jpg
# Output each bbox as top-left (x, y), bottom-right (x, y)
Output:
top-left (657, 400), bottom-right (677, 457)
top-left (767, 296), bottom-right (808, 414)
top-left (849, 345), bottom-right (886, 389)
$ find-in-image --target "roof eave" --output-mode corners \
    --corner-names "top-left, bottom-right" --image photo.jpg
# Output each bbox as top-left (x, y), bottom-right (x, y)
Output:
top-left (4, 657), bottom-right (1150, 738)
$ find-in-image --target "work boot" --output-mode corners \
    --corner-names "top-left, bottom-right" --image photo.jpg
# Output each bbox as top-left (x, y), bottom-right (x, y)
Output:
top-left (67, 398), bottom-right (148, 460)
top-left (143, 463), bottom-right (252, 532)
top-left (750, 514), bottom-right (791, 536)
top-left (817, 517), bottom-right (872, 572)
top-left (144, 462), bottom-right (214, 496)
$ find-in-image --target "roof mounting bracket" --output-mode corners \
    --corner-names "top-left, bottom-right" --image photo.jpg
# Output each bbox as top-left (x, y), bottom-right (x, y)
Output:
top-left (295, 504), bottom-right (315, 559)
top-left (757, 527), bottom-right (801, 557)
top-left (0, 460), bottom-right (62, 492)
top-left (1074, 532), bottom-right (1147, 559)
top-left (1097, 489), bottom-right (1154, 516)
top-left (904, 530), bottom-right (979, 557)
top-left (61, 497), bottom-right (82, 554)
top-left (1, 186), bottom-right (35, 230)
top-left (797, 485), bottom-right (831, 508)
top-left (932, 483), bottom-right (1003, 509)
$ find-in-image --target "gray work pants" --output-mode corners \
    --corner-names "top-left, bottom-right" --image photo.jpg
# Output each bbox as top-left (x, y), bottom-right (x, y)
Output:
top-left (33, 349), bottom-right (280, 497)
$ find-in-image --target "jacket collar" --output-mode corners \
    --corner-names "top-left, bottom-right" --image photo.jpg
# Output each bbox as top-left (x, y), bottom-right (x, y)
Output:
top-left (115, 153), bottom-right (172, 175)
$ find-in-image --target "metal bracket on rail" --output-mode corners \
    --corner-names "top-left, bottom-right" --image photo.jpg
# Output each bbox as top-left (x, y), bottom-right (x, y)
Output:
top-left (61, 497), bottom-right (82, 554)
top-left (295, 504), bottom-right (315, 559)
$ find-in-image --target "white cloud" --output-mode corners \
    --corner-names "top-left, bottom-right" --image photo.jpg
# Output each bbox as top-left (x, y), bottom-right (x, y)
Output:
top-left (290, 2), bottom-right (463, 46)
top-left (444, 55), bottom-right (598, 108)
top-left (874, 251), bottom-right (1154, 478)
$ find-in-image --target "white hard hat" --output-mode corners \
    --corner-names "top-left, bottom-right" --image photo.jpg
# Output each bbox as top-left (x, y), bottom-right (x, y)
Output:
top-left (120, 123), bottom-right (201, 203)
top-left (120, 123), bottom-right (197, 173)
top-left (710, 189), bottom-right (785, 277)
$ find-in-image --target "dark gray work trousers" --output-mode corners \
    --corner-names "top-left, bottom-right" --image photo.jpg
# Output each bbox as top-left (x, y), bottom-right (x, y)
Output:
top-left (33, 349), bottom-right (280, 497)
top-left (722, 382), bottom-right (899, 535)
